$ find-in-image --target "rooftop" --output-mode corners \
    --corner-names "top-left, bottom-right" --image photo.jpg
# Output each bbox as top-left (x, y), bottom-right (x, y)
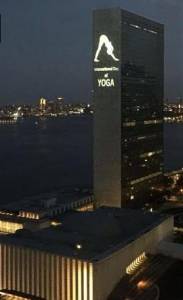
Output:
top-left (0, 190), bottom-right (92, 212)
top-left (0, 207), bottom-right (169, 261)
top-left (0, 193), bottom-right (57, 214)
top-left (0, 190), bottom-right (92, 216)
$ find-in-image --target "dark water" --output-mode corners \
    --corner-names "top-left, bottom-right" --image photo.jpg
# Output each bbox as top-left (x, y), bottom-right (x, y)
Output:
top-left (0, 116), bottom-right (182, 203)
top-left (0, 116), bottom-right (93, 203)
top-left (164, 123), bottom-right (183, 172)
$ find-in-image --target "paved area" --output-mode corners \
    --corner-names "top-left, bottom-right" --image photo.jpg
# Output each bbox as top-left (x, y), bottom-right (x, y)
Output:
top-left (108, 254), bottom-right (175, 300)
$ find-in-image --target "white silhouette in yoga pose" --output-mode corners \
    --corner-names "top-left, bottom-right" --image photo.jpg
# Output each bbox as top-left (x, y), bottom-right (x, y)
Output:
top-left (94, 34), bottom-right (119, 62)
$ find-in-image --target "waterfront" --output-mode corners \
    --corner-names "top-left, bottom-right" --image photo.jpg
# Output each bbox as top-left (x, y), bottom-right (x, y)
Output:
top-left (0, 116), bottom-right (182, 203)
top-left (164, 123), bottom-right (183, 172)
top-left (0, 116), bottom-right (93, 203)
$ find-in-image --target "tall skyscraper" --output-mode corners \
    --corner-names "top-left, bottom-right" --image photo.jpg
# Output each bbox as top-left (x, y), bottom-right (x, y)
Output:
top-left (93, 8), bottom-right (164, 208)
top-left (39, 97), bottom-right (47, 113)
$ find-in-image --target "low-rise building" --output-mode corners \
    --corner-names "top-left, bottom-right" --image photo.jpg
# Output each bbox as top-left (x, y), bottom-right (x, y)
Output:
top-left (0, 207), bottom-right (173, 300)
top-left (0, 192), bottom-right (93, 234)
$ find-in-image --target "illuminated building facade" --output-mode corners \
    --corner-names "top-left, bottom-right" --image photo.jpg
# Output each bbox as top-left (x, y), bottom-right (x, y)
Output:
top-left (0, 220), bottom-right (23, 233)
top-left (0, 208), bottom-right (173, 300)
top-left (0, 192), bottom-right (93, 231)
top-left (0, 244), bottom-right (93, 300)
top-left (93, 8), bottom-right (164, 207)
top-left (39, 98), bottom-right (47, 113)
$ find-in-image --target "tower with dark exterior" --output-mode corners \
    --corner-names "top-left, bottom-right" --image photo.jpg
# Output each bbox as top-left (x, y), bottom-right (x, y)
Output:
top-left (93, 8), bottom-right (164, 208)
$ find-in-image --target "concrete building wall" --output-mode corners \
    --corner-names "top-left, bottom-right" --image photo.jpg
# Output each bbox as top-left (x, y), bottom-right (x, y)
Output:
top-left (93, 9), bottom-right (122, 208)
top-left (93, 8), bottom-right (164, 208)
top-left (93, 217), bottom-right (173, 300)
top-left (0, 217), bottom-right (173, 300)
top-left (0, 245), bottom-right (93, 300)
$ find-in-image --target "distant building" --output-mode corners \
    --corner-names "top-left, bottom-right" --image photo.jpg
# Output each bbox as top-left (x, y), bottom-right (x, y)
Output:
top-left (93, 8), bottom-right (164, 207)
top-left (0, 8), bottom-right (167, 300)
top-left (0, 192), bottom-right (93, 234)
top-left (0, 207), bottom-right (173, 300)
top-left (39, 98), bottom-right (47, 113)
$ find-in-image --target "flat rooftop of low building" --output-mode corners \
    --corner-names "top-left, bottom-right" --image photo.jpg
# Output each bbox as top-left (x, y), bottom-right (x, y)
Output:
top-left (58, 191), bottom-right (92, 204)
top-left (0, 190), bottom-right (92, 214)
top-left (0, 207), bottom-right (170, 261)
top-left (0, 213), bottom-right (49, 225)
top-left (0, 193), bottom-right (57, 214)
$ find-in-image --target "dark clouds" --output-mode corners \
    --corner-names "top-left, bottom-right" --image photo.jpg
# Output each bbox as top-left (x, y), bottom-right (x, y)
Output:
top-left (0, 0), bottom-right (182, 104)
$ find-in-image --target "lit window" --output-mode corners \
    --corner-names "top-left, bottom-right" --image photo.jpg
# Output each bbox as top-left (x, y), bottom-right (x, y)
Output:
top-left (143, 27), bottom-right (158, 34)
top-left (144, 120), bottom-right (162, 125)
top-left (123, 121), bottom-right (136, 127)
top-left (126, 252), bottom-right (147, 275)
top-left (130, 23), bottom-right (141, 29)
top-left (0, 220), bottom-right (23, 233)
top-left (51, 221), bottom-right (62, 226)
top-left (76, 244), bottom-right (82, 250)
top-left (130, 171), bottom-right (162, 185)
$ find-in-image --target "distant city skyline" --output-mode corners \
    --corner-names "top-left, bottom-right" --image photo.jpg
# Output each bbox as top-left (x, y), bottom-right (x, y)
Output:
top-left (0, 0), bottom-right (182, 104)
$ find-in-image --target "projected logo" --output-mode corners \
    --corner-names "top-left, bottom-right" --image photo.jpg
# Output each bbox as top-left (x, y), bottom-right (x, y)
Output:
top-left (94, 34), bottom-right (119, 63)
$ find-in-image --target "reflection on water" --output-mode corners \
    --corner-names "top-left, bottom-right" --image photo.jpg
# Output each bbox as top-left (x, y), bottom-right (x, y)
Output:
top-left (164, 123), bottom-right (183, 172)
top-left (0, 116), bottom-right (93, 203)
top-left (0, 117), bottom-right (182, 203)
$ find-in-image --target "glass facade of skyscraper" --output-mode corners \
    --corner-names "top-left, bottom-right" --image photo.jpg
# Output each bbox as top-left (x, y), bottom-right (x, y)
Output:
top-left (93, 8), bottom-right (164, 207)
top-left (121, 10), bottom-right (164, 205)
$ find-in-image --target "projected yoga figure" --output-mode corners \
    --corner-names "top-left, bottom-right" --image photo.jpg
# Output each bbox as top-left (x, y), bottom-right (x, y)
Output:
top-left (94, 34), bottom-right (119, 62)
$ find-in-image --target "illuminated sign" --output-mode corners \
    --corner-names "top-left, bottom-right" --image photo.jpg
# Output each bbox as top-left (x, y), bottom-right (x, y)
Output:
top-left (93, 10), bottom-right (120, 91)
top-left (94, 34), bottom-right (119, 63)
top-left (94, 67), bottom-right (119, 72)
top-left (98, 73), bottom-right (115, 87)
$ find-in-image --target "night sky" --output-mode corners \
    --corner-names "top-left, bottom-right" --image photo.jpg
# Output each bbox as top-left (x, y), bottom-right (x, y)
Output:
top-left (0, 0), bottom-right (182, 104)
